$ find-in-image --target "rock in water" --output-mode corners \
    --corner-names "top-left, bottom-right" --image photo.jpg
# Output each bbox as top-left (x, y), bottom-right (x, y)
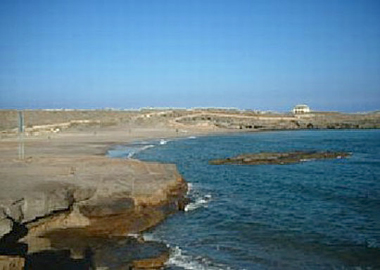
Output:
top-left (209, 151), bottom-right (350, 165)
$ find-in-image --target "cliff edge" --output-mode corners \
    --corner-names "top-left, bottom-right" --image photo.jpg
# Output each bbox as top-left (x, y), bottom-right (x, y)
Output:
top-left (0, 155), bottom-right (187, 269)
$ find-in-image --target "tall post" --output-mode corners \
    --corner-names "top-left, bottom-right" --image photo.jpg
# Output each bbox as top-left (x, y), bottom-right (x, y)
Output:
top-left (132, 178), bottom-right (135, 196)
top-left (18, 111), bottom-right (25, 159)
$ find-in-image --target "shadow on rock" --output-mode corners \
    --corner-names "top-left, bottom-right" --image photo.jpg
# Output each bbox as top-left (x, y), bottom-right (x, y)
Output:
top-left (0, 225), bottom-right (169, 270)
top-left (25, 249), bottom-right (94, 270)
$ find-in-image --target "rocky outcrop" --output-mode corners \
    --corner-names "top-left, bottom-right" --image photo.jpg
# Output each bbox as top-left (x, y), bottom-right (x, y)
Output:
top-left (210, 151), bottom-right (350, 165)
top-left (0, 255), bottom-right (25, 270)
top-left (0, 156), bottom-right (188, 269)
top-left (25, 229), bottom-right (171, 270)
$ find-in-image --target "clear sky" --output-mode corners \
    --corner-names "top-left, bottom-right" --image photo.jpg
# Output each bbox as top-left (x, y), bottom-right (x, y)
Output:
top-left (1, 0), bottom-right (379, 112)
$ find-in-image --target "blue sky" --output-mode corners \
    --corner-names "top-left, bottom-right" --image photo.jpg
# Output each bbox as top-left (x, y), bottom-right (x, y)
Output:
top-left (1, 0), bottom-right (379, 112)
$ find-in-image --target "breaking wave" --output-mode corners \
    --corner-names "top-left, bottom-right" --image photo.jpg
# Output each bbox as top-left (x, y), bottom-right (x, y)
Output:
top-left (107, 144), bottom-right (155, 159)
top-left (168, 246), bottom-right (233, 270)
top-left (160, 139), bottom-right (169, 145)
top-left (184, 194), bottom-right (212, 212)
top-left (183, 182), bottom-right (212, 212)
top-left (107, 138), bottom-right (172, 159)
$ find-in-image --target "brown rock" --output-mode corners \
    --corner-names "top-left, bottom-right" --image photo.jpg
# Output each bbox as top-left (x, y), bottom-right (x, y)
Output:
top-left (132, 253), bottom-right (170, 269)
top-left (0, 255), bottom-right (25, 270)
top-left (210, 151), bottom-right (351, 165)
top-left (35, 229), bottom-right (171, 270)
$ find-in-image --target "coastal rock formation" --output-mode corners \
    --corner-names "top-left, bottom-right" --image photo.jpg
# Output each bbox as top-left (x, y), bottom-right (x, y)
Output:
top-left (209, 151), bottom-right (350, 165)
top-left (0, 156), bottom-right (187, 237)
top-left (0, 255), bottom-right (25, 270)
top-left (0, 156), bottom-right (187, 268)
top-left (28, 229), bottom-right (171, 270)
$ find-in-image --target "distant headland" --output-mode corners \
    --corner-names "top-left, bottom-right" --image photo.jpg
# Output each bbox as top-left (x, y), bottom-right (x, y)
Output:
top-left (1, 106), bottom-right (379, 138)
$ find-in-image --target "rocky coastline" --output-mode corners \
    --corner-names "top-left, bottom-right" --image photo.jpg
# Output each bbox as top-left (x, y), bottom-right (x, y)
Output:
top-left (0, 121), bottom-right (201, 268)
top-left (0, 155), bottom-right (189, 269)
top-left (0, 109), bottom-right (379, 269)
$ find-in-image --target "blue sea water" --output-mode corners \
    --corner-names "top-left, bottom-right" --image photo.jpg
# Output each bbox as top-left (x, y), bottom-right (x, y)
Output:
top-left (120, 130), bottom-right (380, 269)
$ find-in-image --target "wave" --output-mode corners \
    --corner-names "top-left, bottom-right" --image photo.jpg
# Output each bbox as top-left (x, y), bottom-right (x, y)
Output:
top-left (184, 182), bottom-right (212, 212)
top-left (186, 183), bottom-right (193, 195)
top-left (143, 232), bottom-right (234, 270)
top-left (108, 138), bottom-right (172, 159)
top-left (107, 144), bottom-right (155, 159)
top-left (131, 144), bottom-right (155, 158)
top-left (120, 144), bottom-right (155, 159)
top-left (300, 158), bottom-right (316, 162)
top-left (159, 139), bottom-right (169, 145)
top-left (185, 194), bottom-right (212, 212)
top-left (127, 233), bottom-right (140, 238)
top-left (187, 136), bottom-right (197, 139)
top-left (142, 232), bottom-right (159, 242)
top-left (168, 246), bottom-right (233, 270)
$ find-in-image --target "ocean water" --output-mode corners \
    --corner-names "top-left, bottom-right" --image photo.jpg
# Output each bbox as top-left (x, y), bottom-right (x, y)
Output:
top-left (123, 130), bottom-right (380, 269)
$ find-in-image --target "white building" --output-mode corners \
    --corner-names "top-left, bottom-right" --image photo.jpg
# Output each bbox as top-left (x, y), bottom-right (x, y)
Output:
top-left (292, 104), bottom-right (311, 114)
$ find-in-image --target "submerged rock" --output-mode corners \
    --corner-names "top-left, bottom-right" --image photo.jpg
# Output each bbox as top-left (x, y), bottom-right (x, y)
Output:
top-left (209, 151), bottom-right (350, 165)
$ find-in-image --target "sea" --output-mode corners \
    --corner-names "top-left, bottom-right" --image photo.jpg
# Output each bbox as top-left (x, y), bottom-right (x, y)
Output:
top-left (109, 130), bottom-right (380, 270)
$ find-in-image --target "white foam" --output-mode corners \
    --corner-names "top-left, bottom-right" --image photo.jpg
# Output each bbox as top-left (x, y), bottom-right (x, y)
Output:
top-left (109, 137), bottom-right (172, 160)
top-left (126, 144), bottom-right (155, 158)
top-left (300, 158), bottom-right (316, 162)
top-left (127, 233), bottom-right (140, 239)
top-left (168, 246), bottom-right (232, 270)
top-left (142, 232), bottom-right (158, 242)
top-left (141, 144), bottom-right (155, 151)
top-left (188, 136), bottom-right (197, 139)
top-left (187, 183), bottom-right (193, 194)
top-left (159, 139), bottom-right (168, 145)
top-left (185, 194), bottom-right (212, 212)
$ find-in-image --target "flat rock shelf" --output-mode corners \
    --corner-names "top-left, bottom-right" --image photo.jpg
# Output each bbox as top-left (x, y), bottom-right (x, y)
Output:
top-left (209, 151), bottom-right (351, 165)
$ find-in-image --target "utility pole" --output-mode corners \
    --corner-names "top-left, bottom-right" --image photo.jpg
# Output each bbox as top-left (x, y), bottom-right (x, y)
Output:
top-left (18, 110), bottom-right (25, 159)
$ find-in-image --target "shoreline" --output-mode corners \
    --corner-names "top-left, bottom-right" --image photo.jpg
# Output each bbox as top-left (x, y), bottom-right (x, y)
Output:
top-left (0, 109), bottom-right (379, 269)
top-left (0, 124), bottom-right (230, 269)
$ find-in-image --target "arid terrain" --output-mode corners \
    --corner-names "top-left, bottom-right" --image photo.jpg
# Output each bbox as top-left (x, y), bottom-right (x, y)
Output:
top-left (1, 108), bottom-right (379, 138)
top-left (0, 108), bottom-right (379, 269)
